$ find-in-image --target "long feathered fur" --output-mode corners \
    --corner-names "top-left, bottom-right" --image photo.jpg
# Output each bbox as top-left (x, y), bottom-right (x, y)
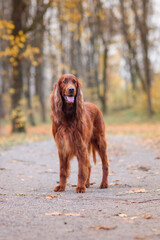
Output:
top-left (50, 74), bottom-right (109, 193)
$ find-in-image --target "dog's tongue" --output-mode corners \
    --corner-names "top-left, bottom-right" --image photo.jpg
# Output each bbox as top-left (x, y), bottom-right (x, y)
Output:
top-left (66, 96), bottom-right (74, 103)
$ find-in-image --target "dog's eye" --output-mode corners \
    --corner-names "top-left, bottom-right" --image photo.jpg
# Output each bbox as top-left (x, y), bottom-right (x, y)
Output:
top-left (73, 80), bottom-right (76, 84)
top-left (63, 79), bottom-right (67, 84)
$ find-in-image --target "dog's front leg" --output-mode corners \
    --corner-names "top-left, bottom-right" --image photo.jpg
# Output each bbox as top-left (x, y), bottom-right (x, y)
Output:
top-left (76, 148), bottom-right (89, 193)
top-left (54, 153), bottom-right (69, 192)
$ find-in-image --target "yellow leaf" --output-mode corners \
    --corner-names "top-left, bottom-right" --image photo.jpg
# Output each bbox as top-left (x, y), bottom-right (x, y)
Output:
top-left (18, 30), bottom-right (23, 36)
top-left (126, 189), bottom-right (149, 194)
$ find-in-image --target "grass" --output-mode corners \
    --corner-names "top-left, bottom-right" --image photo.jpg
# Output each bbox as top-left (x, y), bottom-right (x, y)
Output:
top-left (104, 108), bottom-right (160, 124)
top-left (104, 109), bottom-right (160, 139)
top-left (0, 122), bottom-right (52, 148)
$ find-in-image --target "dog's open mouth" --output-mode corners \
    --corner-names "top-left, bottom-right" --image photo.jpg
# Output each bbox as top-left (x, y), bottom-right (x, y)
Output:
top-left (64, 96), bottom-right (75, 103)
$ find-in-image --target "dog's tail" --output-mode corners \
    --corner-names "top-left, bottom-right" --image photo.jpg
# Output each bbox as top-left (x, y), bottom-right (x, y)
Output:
top-left (92, 147), bottom-right (97, 165)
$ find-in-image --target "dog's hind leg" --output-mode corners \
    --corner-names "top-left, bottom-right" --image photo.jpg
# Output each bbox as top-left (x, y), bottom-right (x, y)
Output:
top-left (92, 136), bottom-right (109, 188)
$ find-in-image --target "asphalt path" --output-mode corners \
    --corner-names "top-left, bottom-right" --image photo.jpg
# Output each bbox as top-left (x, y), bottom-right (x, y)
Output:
top-left (0, 135), bottom-right (160, 240)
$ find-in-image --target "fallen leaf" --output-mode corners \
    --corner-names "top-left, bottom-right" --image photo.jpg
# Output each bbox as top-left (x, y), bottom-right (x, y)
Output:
top-left (45, 212), bottom-right (62, 216)
top-left (45, 194), bottom-right (58, 199)
top-left (65, 213), bottom-right (81, 217)
top-left (143, 214), bottom-right (153, 219)
top-left (0, 193), bottom-right (6, 196)
top-left (114, 213), bottom-right (127, 217)
top-left (97, 226), bottom-right (117, 230)
top-left (89, 225), bottom-right (117, 231)
top-left (151, 228), bottom-right (157, 232)
top-left (122, 201), bottom-right (133, 205)
top-left (66, 229), bottom-right (74, 232)
top-left (64, 213), bottom-right (88, 217)
top-left (45, 212), bottom-right (88, 217)
top-left (130, 216), bottom-right (138, 220)
top-left (135, 234), bottom-right (160, 239)
top-left (135, 235), bottom-right (147, 239)
top-left (136, 177), bottom-right (145, 179)
top-left (126, 189), bottom-right (148, 194)
top-left (138, 166), bottom-right (150, 172)
top-left (0, 168), bottom-right (6, 171)
top-left (119, 159), bottom-right (124, 162)
top-left (10, 160), bottom-right (18, 163)
top-left (15, 193), bottom-right (26, 196)
top-left (155, 156), bottom-right (160, 160)
top-left (126, 164), bottom-right (136, 168)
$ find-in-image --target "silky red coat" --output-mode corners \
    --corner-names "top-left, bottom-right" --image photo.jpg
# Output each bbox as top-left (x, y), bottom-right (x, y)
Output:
top-left (50, 74), bottom-right (109, 193)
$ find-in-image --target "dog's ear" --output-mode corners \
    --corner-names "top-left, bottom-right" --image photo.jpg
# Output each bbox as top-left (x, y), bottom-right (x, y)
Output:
top-left (76, 80), bottom-right (84, 120)
top-left (50, 82), bottom-right (63, 122)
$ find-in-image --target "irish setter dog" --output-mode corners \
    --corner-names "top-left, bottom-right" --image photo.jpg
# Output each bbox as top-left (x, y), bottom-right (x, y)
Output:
top-left (50, 74), bottom-right (109, 193)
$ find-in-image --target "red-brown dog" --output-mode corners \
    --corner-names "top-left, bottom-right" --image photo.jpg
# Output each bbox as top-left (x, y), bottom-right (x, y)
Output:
top-left (50, 74), bottom-right (109, 193)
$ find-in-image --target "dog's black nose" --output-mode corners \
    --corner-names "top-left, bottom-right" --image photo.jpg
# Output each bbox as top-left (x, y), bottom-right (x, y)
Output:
top-left (68, 88), bottom-right (74, 94)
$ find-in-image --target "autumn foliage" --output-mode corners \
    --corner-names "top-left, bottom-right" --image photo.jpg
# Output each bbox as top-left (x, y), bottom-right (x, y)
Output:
top-left (0, 0), bottom-right (160, 134)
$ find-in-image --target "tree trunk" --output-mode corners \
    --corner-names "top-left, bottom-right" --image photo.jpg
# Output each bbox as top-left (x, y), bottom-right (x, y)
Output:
top-left (131, 0), bottom-right (153, 116)
top-left (58, 3), bottom-right (66, 75)
top-left (35, 0), bottom-right (46, 122)
top-left (35, 55), bottom-right (46, 122)
top-left (101, 45), bottom-right (108, 114)
top-left (142, 0), bottom-right (153, 117)
top-left (25, 61), bottom-right (35, 126)
top-left (11, 0), bottom-right (26, 132)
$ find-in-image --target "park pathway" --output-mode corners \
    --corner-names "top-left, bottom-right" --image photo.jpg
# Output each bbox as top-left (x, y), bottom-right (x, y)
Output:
top-left (0, 135), bottom-right (160, 240)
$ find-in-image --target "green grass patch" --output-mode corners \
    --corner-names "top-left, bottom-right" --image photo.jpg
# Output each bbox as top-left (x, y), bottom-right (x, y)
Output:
top-left (104, 109), bottom-right (160, 124)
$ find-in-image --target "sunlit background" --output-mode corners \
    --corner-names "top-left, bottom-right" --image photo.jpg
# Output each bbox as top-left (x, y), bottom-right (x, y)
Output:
top-left (0, 0), bottom-right (160, 144)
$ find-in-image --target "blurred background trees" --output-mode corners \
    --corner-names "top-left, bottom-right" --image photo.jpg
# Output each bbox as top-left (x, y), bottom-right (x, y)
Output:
top-left (0, 0), bottom-right (160, 133)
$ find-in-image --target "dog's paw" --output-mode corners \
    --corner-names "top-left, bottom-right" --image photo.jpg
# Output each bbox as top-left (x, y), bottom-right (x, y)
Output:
top-left (54, 185), bottom-right (65, 192)
top-left (100, 182), bottom-right (109, 189)
top-left (76, 186), bottom-right (86, 193)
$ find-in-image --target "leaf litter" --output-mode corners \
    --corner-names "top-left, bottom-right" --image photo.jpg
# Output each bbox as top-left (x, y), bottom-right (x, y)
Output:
top-left (45, 212), bottom-right (88, 217)
top-left (89, 225), bottom-right (117, 231)
top-left (125, 189), bottom-right (149, 194)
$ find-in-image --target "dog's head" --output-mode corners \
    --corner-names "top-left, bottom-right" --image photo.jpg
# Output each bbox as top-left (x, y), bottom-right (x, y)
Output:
top-left (58, 74), bottom-right (79, 104)
top-left (50, 74), bottom-right (84, 121)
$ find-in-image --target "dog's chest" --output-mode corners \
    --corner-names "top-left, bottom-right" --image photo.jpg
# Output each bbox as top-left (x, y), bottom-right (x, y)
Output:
top-left (55, 124), bottom-right (80, 154)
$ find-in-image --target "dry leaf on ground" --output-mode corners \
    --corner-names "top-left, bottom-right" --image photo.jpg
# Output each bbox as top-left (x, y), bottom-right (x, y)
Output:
top-left (143, 214), bottom-right (153, 219)
top-left (66, 229), bottom-right (74, 232)
top-left (135, 234), bottom-right (160, 239)
top-left (45, 212), bottom-right (88, 217)
top-left (126, 189), bottom-right (148, 194)
top-left (89, 225), bottom-right (117, 231)
top-left (130, 216), bottom-right (138, 220)
top-left (15, 193), bottom-right (26, 196)
top-left (65, 213), bottom-right (88, 217)
top-left (114, 213), bottom-right (127, 217)
top-left (65, 213), bottom-right (81, 217)
top-left (136, 177), bottom-right (145, 179)
top-left (137, 166), bottom-right (150, 171)
top-left (45, 212), bottom-right (62, 216)
top-left (45, 194), bottom-right (59, 199)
